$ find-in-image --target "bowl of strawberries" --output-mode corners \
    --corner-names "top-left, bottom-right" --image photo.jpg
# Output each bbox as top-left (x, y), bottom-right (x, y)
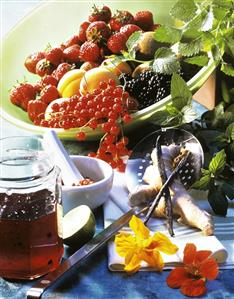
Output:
top-left (1, 1), bottom-right (216, 169)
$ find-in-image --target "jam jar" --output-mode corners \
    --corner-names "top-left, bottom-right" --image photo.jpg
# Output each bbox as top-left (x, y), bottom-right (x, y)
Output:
top-left (0, 136), bottom-right (63, 280)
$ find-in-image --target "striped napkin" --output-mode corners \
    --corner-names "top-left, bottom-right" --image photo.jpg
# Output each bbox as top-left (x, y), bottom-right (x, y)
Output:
top-left (103, 171), bottom-right (234, 270)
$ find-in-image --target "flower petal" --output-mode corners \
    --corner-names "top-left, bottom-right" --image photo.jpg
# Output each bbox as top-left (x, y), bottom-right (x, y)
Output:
top-left (115, 233), bottom-right (136, 257)
top-left (150, 232), bottom-right (178, 255)
top-left (124, 253), bottom-right (141, 273)
top-left (183, 243), bottom-right (197, 265)
top-left (199, 257), bottom-right (219, 280)
top-left (194, 250), bottom-right (212, 263)
top-left (180, 278), bottom-right (207, 297)
top-left (166, 267), bottom-right (190, 288)
top-left (129, 215), bottom-right (150, 239)
top-left (140, 250), bottom-right (164, 271)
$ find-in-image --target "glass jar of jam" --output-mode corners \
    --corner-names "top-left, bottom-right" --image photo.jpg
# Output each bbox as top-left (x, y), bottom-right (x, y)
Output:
top-left (0, 136), bottom-right (63, 280)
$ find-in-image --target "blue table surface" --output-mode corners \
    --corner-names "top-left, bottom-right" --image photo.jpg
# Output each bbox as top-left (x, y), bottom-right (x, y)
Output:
top-left (1, 1), bottom-right (234, 299)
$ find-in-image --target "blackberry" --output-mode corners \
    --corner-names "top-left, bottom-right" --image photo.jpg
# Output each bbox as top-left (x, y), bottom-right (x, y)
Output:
top-left (120, 70), bottom-right (171, 109)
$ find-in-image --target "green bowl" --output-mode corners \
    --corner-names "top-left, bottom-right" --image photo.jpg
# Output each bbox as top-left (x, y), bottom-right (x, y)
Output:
top-left (0, 0), bottom-right (216, 140)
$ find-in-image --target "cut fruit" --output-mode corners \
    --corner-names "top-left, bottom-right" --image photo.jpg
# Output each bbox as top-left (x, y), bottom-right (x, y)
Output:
top-left (44, 97), bottom-right (70, 120)
top-left (62, 205), bottom-right (96, 248)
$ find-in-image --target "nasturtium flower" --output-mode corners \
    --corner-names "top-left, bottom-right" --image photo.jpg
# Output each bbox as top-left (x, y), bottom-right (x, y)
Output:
top-left (114, 215), bottom-right (178, 273)
top-left (166, 243), bottom-right (219, 297)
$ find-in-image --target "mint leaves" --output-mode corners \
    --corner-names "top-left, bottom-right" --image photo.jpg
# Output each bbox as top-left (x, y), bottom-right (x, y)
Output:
top-left (170, 0), bottom-right (197, 22)
top-left (152, 48), bottom-right (180, 75)
top-left (150, 73), bottom-right (197, 126)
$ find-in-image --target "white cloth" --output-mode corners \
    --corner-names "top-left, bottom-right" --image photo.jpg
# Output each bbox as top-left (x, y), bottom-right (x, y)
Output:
top-left (104, 171), bottom-right (234, 271)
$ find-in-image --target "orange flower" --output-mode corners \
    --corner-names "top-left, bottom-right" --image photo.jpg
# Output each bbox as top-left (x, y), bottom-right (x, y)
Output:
top-left (167, 243), bottom-right (219, 297)
top-left (114, 215), bottom-right (178, 273)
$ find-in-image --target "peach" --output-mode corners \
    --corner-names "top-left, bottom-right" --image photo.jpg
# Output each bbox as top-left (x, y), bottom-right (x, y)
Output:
top-left (79, 67), bottom-right (120, 95)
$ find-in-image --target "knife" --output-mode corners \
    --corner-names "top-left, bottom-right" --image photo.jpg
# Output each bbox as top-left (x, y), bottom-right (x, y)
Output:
top-left (26, 205), bottom-right (148, 299)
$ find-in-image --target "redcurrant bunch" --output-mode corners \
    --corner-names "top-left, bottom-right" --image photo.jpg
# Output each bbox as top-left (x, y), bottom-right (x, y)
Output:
top-left (37, 79), bottom-right (132, 171)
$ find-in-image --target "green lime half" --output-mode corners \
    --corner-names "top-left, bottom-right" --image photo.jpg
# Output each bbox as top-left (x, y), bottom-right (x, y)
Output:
top-left (63, 205), bottom-right (96, 249)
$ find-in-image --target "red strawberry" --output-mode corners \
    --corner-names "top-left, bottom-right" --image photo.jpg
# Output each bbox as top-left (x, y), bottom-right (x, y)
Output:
top-left (80, 61), bottom-right (99, 71)
top-left (27, 99), bottom-right (47, 122)
top-left (40, 75), bottom-right (58, 87)
top-left (40, 84), bottom-right (59, 104)
top-left (78, 21), bottom-right (90, 43)
top-left (36, 59), bottom-right (54, 77)
top-left (63, 35), bottom-right (81, 48)
top-left (10, 83), bottom-right (37, 111)
top-left (107, 32), bottom-right (127, 54)
top-left (109, 10), bottom-right (135, 31)
top-left (33, 82), bottom-right (43, 94)
top-left (88, 5), bottom-right (112, 23)
top-left (52, 62), bottom-right (72, 81)
top-left (45, 47), bottom-right (64, 66)
top-left (120, 24), bottom-right (142, 39)
top-left (63, 44), bottom-right (80, 63)
top-left (24, 52), bottom-right (45, 74)
top-left (79, 41), bottom-right (100, 62)
top-left (86, 21), bottom-right (111, 44)
top-left (134, 11), bottom-right (154, 31)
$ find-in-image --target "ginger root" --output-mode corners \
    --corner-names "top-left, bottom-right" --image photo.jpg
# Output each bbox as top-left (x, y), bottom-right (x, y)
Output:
top-left (129, 144), bottom-right (214, 236)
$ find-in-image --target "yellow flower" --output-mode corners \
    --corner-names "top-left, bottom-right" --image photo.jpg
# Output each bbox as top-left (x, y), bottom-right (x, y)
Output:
top-left (115, 215), bottom-right (178, 273)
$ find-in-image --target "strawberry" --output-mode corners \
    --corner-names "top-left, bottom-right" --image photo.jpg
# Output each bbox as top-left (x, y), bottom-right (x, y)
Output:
top-left (86, 21), bottom-right (111, 44)
top-left (36, 58), bottom-right (54, 77)
top-left (80, 61), bottom-right (99, 71)
top-left (45, 47), bottom-right (64, 66)
top-left (120, 24), bottom-right (142, 39)
top-left (134, 11), bottom-right (154, 31)
top-left (79, 41), bottom-right (100, 62)
top-left (10, 83), bottom-right (37, 111)
top-left (63, 35), bottom-right (81, 48)
top-left (52, 62), bottom-right (72, 81)
top-left (63, 44), bottom-right (80, 63)
top-left (40, 75), bottom-right (58, 87)
top-left (107, 32), bottom-right (127, 54)
top-left (88, 5), bottom-right (112, 23)
top-left (27, 99), bottom-right (47, 122)
top-left (78, 21), bottom-right (90, 43)
top-left (24, 52), bottom-right (45, 74)
top-left (109, 10), bottom-right (135, 31)
top-left (40, 84), bottom-right (59, 104)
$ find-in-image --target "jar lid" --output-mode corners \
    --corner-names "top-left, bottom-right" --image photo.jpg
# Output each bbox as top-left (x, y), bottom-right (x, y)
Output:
top-left (0, 136), bottom-right (54, 187)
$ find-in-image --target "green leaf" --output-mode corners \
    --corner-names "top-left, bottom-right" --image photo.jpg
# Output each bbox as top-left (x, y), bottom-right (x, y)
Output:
top-left (192, 174), bottom-right (211, 190)
top-left (152, 48), bottom-right (180, 75)
top-left (170, 73), bottom-right (192, 104)
top-left (209, 149), bottom-right (226, 175)
top-left (184, 12), bottom-right (207, 31)
top-left (154, 25), bottom-right (182, 44)
top-left (211, 44), bottom-right (222, 63)
top-left (126, 31), bottom-right (143, 59)
top-left (165, 104), bottom-right (179, 116)
top-left (213, 6), bottom-right (229, 20)
top-left (221, 80), bottom-right (231, 103)
top-left (181, 105), bottom-right (198, 123)
top-left (172, 97), bottom-right (190, 111)
top-left (213, 0), bottom-right (233, 9)
top-left (208, 185), bottom-right (228, 216)
top-left (226, 123), bottom-right (234, 140)
top-left (149, 110), bottom-right (178, 126)
top-left (170, 0), bottom-right (197, 22)
top-left (201, 9), bottom-right (214, 31)
top-left (221, 62), bottom-right (234, 76)
top-left (224, 36), bottom-right (234, 58)
top-left (221, 181), bottom-right (234, 200)
top-left (178, 37), bottom-right (203, 57)
top-left (202, 32), bottom-right (215, 52)
top-left (184, 55), bottom-right (209, 66)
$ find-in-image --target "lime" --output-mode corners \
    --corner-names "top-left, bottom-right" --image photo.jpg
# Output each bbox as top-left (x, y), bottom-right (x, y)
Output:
top-left (63, 205), bottom-right (96, 249)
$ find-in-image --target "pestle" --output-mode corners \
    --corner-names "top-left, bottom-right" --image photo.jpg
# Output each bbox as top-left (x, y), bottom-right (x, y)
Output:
top-left (42, 130), bottom-right (84, 186)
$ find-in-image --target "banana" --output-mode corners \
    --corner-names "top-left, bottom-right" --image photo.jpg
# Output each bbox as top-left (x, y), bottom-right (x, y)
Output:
top-left (57, 69), bottom-right (85, 98)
